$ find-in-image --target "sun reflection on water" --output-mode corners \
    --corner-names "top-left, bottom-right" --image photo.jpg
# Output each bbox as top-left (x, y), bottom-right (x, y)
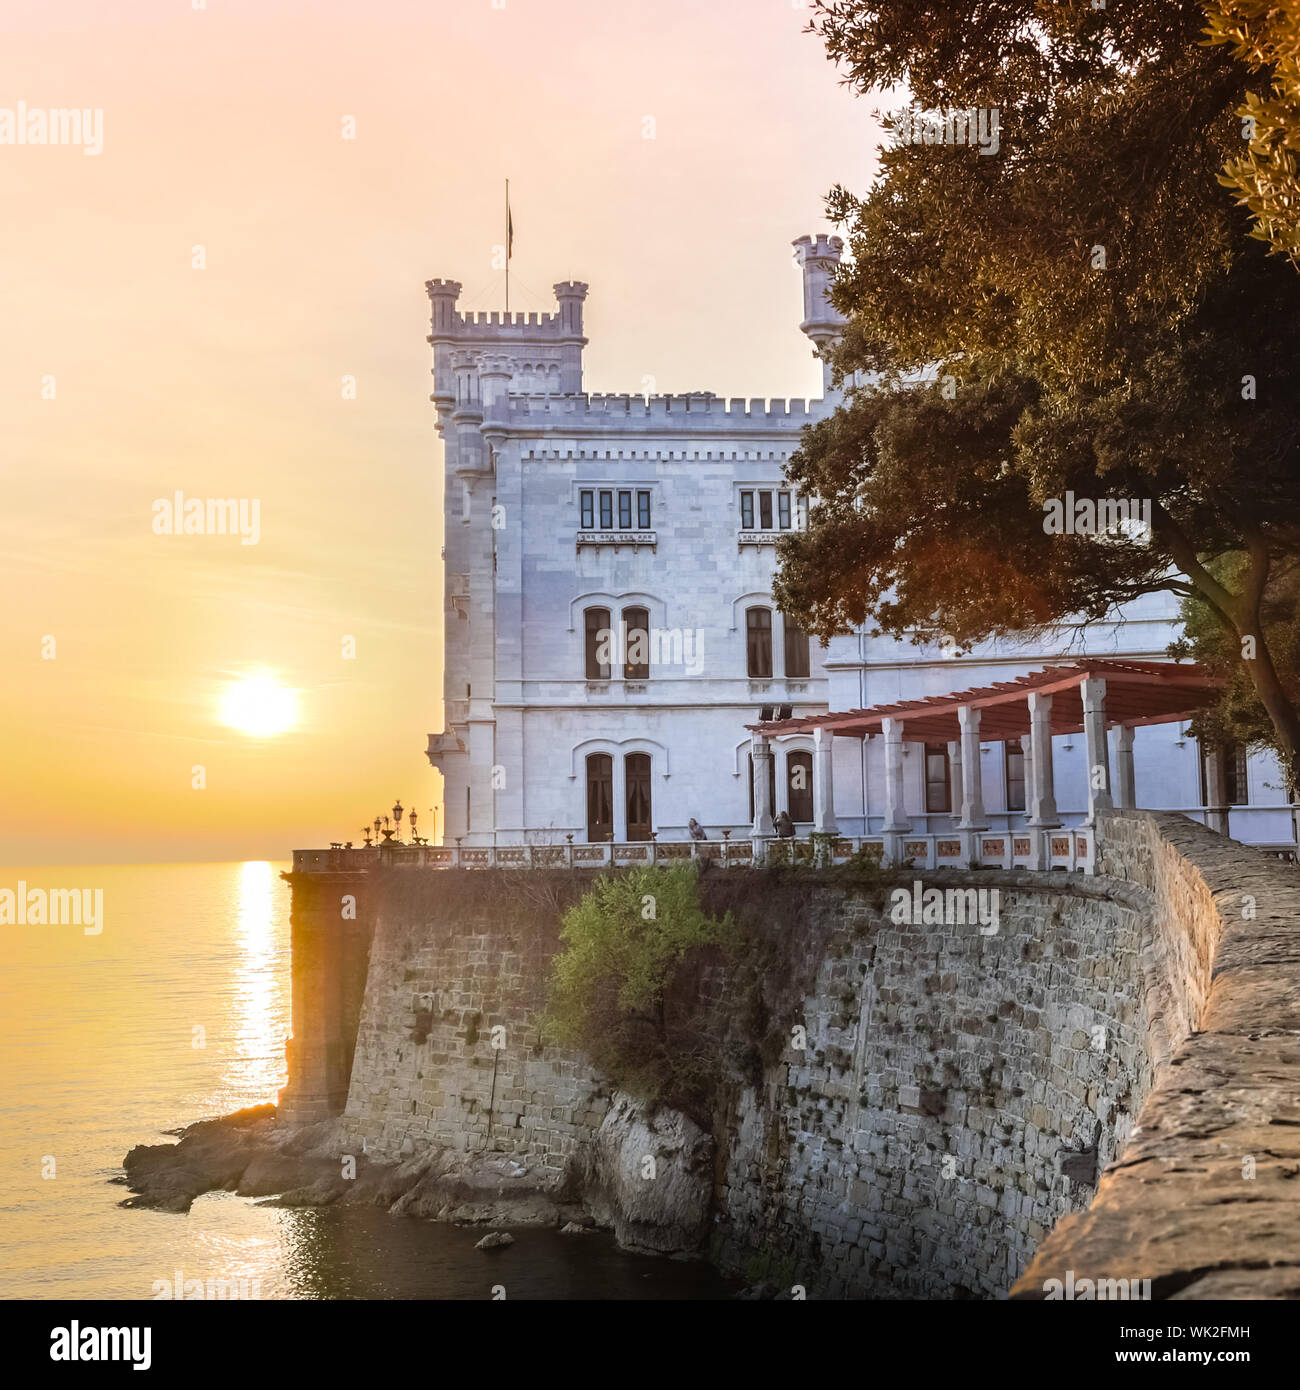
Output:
top-left (226, 860), bottom-right (288, 1102)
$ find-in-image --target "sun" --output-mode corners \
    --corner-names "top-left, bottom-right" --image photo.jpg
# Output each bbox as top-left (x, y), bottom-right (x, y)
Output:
top-left (219, 672), bottom-right (299, 738)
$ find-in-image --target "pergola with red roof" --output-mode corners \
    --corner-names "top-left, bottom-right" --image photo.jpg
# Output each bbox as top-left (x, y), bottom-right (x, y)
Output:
top-left (745, 660), bottom-right (1226, 868)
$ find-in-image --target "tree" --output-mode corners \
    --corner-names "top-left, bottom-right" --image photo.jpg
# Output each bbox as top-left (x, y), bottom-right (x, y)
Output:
top-left (546, 864), bottom-right (735, 1115)
top-left (1205, 0), bottom-right (1300, 266)
top-left (774, 0), bottom-right (1300, 804)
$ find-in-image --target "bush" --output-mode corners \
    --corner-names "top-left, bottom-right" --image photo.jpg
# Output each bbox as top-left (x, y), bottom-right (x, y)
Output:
top-left (545, 863), bottom-right (736, 1114)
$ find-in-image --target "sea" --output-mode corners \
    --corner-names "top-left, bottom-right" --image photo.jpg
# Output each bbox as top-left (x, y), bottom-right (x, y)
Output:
top-left (0, 861), bottom-right (734, 1301)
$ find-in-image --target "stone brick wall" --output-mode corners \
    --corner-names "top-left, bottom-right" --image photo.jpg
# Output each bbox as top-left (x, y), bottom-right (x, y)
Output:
top-left (1012, 811), bottom-right (1300, 1299)
top-left (709, 871), bottom-right (1165, 1298)
top-left (339, 873), bottom-right (610, 1173)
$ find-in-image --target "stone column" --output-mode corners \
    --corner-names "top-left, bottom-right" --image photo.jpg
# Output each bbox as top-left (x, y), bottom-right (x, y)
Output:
top-left (956, 705), bottom-right (988, 863)
top-left (947, 739), bottom-right (963, 823)
top-left (1115, 724), bottom-right (1136, 810)
top-left (813, 726), bottom-right (838, 834)
top-left (751, 734), bottom-right (775, 840)
top-left (1019, 733), bottom-right (1034, 822)
top-left (1204, 744), bottom-right (1229, 835)
top-left (1026, 692), bottom-right (1060, 870)
top-left (881, 716), bottom-right (910, 863)
top-left (1081, 677), bottom-right (1113, 821)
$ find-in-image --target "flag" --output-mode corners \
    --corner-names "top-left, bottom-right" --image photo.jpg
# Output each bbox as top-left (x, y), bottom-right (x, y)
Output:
top-left (507, 194), bottom-right (514, 261)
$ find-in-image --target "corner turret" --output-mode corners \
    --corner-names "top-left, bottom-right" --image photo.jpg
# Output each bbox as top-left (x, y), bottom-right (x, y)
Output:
top-left (792, 234), bottom-right (845, 395)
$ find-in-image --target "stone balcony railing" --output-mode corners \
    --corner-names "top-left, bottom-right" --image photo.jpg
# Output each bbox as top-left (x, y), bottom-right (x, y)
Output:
top-left (290, 827), bottom-right (1096, 875)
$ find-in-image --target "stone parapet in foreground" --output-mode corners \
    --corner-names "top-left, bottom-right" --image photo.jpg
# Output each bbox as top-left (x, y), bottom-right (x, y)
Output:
top-left (1011, 810), bottom-right (1300, 1299)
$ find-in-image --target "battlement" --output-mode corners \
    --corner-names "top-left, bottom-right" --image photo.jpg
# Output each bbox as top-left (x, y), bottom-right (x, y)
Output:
top-left (457, 309), bottom-right (562, 330)
top-left (509, 392), bottom-right (819, 427)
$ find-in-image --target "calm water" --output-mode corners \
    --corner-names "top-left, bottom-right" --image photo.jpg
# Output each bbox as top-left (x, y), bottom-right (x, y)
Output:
top-left (0, 862), bottom-right (734, 1300)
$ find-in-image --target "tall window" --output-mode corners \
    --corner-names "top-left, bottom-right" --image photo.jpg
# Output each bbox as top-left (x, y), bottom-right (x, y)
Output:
top-left (579, 490), bottom-right (594, 529)
top-left (625, 753), bottom-right (652, 840)
top-left (622, 606), bottom-right (650, 680)
top-left (1005, 741), bottom-right (1026, 813)
top-left (758, 491), bottom-right (773, 529)
top-left (1201, 740), bottom-right (1249, 805)
top-left (778, 491), bottom-right (791, 529)
top-left (637, 490), bottom-right (651, 529)
top-left (618, 490), bottom-right (632, 528)
top-left (746, 607), bottom-right (772, 678)
top-left (598, 491), bottom-right (613, 529)
top-left (787, 751), bottom-right (814, 822)
top-left (783, 616), bottom-right (810, 678)
top-left (748, 753), bottom-right (777, 822)
top-left (586, 754), bottom-right (613, 842)
top-left (584, 607), bottom-right (611, 680)
top-left (740, 491), bottom-right (755, 529)
top-left (925, 744), bottom-right (951, 813)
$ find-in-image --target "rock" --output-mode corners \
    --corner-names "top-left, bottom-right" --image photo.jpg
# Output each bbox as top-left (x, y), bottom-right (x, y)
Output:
top-left (583, 1092), bottom-right (714, 1255)
top-left (474, 1230), bottom-right (515, 1250)
top-left (559, 1221), bottom-right (591, 1235)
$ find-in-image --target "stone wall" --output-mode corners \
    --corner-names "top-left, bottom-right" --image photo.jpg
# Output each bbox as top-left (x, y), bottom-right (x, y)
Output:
top-left (1012, 811), bottom-right (1300, 1299)
top-left (708, 871), bottom-right (1165, 1297)
top-left (339, 873), bottom-right (609, 1177)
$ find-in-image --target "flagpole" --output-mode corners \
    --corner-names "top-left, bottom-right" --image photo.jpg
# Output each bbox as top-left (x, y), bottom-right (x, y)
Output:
top-left (505, 178), bottom-right (510, 315)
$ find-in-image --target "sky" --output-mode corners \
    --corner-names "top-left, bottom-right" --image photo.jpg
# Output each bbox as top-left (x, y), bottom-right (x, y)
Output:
top-left (0, 0), bottom-right (882, 864)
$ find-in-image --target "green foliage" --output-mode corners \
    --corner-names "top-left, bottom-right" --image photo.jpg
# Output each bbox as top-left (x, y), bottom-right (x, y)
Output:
top-left (545, 864), bottom-right (736, 1112)
top-left (779, 0), bottom-right (1300, 783)
top-left (1205, 0), bottom-right (1300, 266)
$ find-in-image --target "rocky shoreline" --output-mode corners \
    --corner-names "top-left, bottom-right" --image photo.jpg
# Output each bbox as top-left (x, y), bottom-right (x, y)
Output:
top-left (119, 1093), bottom-right (719, 1263)
top-left (120, 1104), bottom-right (594, 1228)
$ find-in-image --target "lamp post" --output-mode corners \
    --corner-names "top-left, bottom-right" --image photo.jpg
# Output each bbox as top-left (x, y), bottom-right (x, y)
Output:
top-left (409, 807), bottom-right (420, 844)
top-left (393, 799), bottom-right (404, 843)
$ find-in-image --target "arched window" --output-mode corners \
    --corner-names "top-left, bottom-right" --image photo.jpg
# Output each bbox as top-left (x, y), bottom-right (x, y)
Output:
top-left (746, 607), bottom-right (772, 678)
top-left (584, 607), bottom-right (611, 680)
top-left (625, 753), bottom-right (652, 841)
top-left (586, 754), bottom-right (613, 841)
top-left (787, 751), bottom-right (814, 822)
top-left (783, 616), bottom-right (810, 678)
top-left (623, 607), bottom-right (650, 680)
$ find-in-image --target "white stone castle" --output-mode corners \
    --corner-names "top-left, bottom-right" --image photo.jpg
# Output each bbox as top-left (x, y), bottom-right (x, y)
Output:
top-left (424, 236), bottom-right (1295, 853)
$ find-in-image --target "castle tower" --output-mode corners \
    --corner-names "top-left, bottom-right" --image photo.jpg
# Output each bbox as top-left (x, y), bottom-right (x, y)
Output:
top-left (793, 234), bottom-right (846, 396)
top-left (423, 277), bottom-right (591, 843)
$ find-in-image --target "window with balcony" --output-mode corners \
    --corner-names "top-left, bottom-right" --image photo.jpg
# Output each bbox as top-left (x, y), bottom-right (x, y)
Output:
top-left (625, 753), bottom-right (652, 840)
top-left (739, 488), bottom-right (800, 533)
top-left (586, 754), bottom-right (613, 842)
top-left (579, 488), bottom-right (652, 533)
top-left (584, 607), bottom-right (611, 680)
top-left (746, 607), bottom-right (773, 678)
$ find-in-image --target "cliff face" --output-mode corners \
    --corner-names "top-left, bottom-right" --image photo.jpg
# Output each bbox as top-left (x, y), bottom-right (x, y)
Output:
top-left (272, 813), bottom-right (1299, 1298)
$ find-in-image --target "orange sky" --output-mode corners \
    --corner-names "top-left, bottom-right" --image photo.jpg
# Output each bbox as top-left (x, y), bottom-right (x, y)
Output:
top-left (0, 0), bottom-right (880, 864)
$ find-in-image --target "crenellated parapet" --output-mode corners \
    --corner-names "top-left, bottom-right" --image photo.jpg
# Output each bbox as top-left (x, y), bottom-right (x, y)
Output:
top-left (501, 391), bottom-right (825, 432)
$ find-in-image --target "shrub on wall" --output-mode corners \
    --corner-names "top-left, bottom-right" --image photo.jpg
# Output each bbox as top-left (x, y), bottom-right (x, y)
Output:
top-left (545, 863), bottom-right (737, 1117)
